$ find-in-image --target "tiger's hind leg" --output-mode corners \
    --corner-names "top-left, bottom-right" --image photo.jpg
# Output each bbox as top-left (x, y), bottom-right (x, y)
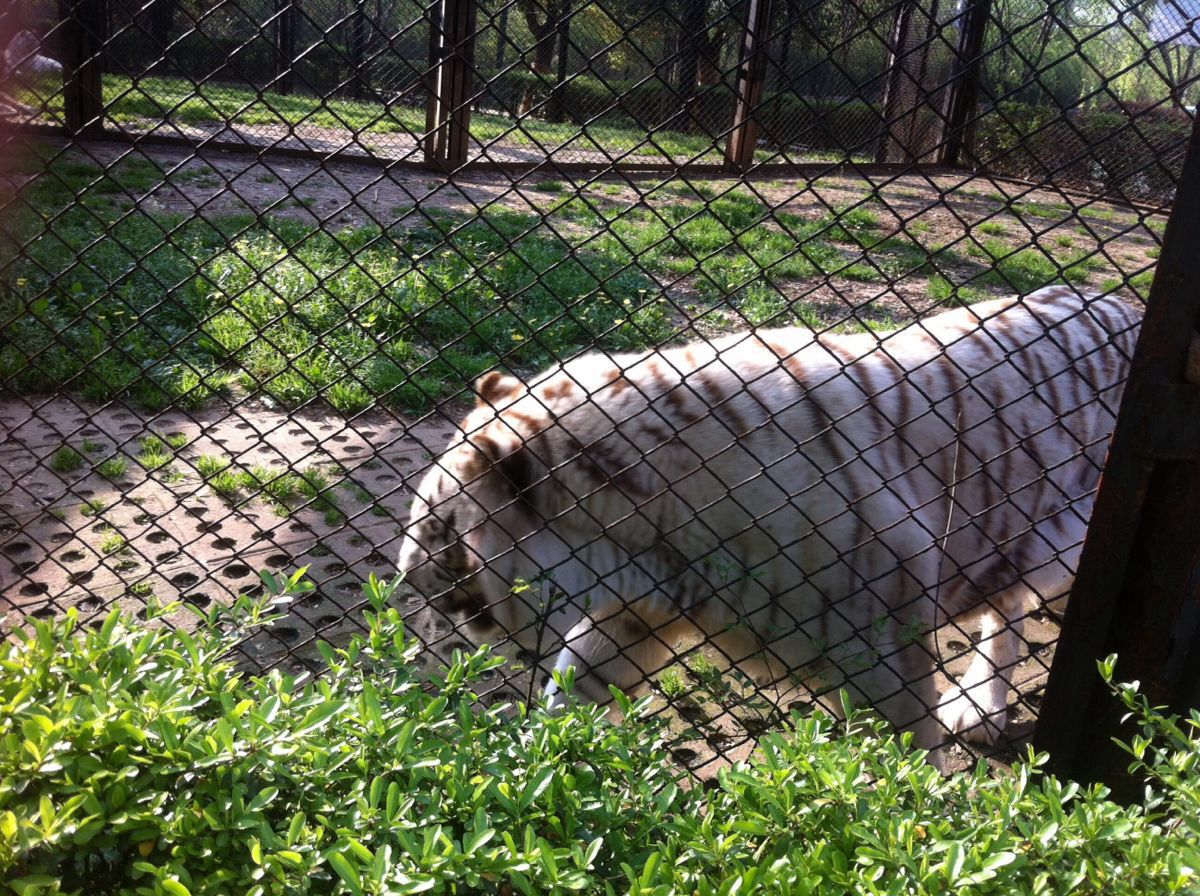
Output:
top-left (936, 606), bottom-right (1022, 745)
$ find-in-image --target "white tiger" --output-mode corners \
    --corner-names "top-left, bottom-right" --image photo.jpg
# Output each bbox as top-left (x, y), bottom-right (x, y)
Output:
top-left (397, 286), bottom-right (1147, 756)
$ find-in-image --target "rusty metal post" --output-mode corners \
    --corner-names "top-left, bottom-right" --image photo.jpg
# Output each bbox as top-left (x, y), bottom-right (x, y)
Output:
top-left (1035, 112), bottom-right (1200, 798)
top-left (57, 0), bottom-right (105, 135)
top-left (425, 0), bottom-right (476, 170)
top-left (939, 0), bottom-right (991, 167)
top-left (725, 0), bottom-right (773, 171)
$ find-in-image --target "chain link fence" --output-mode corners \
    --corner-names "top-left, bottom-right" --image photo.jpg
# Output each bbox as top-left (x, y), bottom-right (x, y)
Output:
top-left (0, 0), bottom-right (1196, 775)
top-left (5, 0), bottom-right (1196, 183)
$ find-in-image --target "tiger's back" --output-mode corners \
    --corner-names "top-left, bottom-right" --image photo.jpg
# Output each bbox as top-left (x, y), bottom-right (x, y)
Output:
top-left (398, 286), bottom-right (1142, 753)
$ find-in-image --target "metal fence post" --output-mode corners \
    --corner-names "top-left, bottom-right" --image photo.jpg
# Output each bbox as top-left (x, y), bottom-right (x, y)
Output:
top-left (1034, 112), bottom-right (1200, 798)
top-left (57, 0), bottom-right (105, 135)
top-left (425, 0), bottom-right (476, 170)
top-left (725, 0), bottom-right (773, 171)
top-left (939, 0), bottom-right (991, 167)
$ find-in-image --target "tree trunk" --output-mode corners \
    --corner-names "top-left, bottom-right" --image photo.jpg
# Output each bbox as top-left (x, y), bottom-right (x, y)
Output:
top-left (149, 0), bottom-right (175, 48)
top-left (518, 0), bottom-right (561, 116)
top-left (777, 0), bottom-right (794, 87)
top-left (1021, 0), bottom-right (1064, 105)
top-left (147, 0), bottom-right (176, 73)
top-left (657, 22), bottom-right (678, 126)
top-left (495, 2), bottom-right (509, 69)
top-left (675, 0), bottom-right (707, 130)
top-left (547, 15), bottom-right (570, 122)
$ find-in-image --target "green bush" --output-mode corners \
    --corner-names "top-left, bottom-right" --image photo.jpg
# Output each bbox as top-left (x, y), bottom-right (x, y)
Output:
top-left (973, 101), bottom-right (1188, 203)
top-left (2, 572), bottom-right (1198, 895)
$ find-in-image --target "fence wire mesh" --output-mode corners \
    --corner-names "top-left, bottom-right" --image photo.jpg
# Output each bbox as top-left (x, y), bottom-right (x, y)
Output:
top-left (0, 0), bottom-right (1194, 775)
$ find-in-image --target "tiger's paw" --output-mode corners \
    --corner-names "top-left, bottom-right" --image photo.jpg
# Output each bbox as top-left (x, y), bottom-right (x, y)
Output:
top-left (936, 687), bottom-right (1007, 745)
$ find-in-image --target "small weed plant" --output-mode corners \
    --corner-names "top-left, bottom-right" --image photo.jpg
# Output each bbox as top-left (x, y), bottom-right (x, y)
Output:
top-left (135, 435), bottom-right (175, 471)
top-left (78, 498), bottom-right (106, 517)
top-left (1, 574), bottom-right (1197, 895)
top-left (96, 455), bottom-right (129, 480)
top-left (49, 446), bottom-right (84, 474)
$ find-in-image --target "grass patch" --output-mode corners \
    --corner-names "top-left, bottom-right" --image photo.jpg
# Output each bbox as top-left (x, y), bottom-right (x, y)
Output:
top-left (80, 499), bottom-right (106, 517)
top-left (658, 667), bottom-right (688, 699)
top-left (100, 74), bottom-right (738, 163)
top-left (100, 532), bottom-right (128, 555)
top-left (96, 456), bottom-right (129, 480)
top-left (1013, 200), bottom-right (1070, 221)
top-left (203, 461), bottom-right (342, 519)
top-left (195, 454), bottom-right (231, 479)
top-left (49, 446), bottom-right (85, 474)
top-left (3, 150), bottom-right (1150, 418)
top-left (135, 435), bottom-right (174, 471)
top-left (208, 469), bottom-right (245, 501)
top-left (976, 220), bottom-right (1007, 236)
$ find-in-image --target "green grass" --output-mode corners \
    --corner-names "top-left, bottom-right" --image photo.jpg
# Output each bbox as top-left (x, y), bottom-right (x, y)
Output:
top-left (202, 460), bottom-right (342, 520)
top-left (657, 667), bottom-right (688, 699)
top-left (135, 435), bottom-right (174, 471)
top-left (976, 220), bottom-right (1008, 236)
top-left (1012, 200), bottom-right (1071, 221)
top-left (93, 74), bottom-right (732, 164)
top-left (79, 499), bottom-right (106, 517)
top-left (100, 532), bottom-right (128, 555)
top-left (208, 469), bottom-right (244, 501)
top-left (81, 439), bottom-right (104, 454)
top-left (3, 153), bottom-right (678, 411)
top-left (2, 150), bottom-right (1154, 415)
top-left (195, 454), bottom-right (231, 479)
top-left (49, 446), bottom-right (85, 474)
top-left (96, 456), bottom-right (129, 481)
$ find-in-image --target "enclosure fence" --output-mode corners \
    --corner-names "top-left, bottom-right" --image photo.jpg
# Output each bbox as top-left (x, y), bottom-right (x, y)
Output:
top-left (3, 0), bottom-right (1195, 200)
top-left (1, 0), bottom-right (1199, 780)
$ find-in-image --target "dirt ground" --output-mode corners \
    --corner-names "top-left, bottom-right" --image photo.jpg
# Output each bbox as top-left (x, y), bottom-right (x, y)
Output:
top-left (2, 139), bottom-right (1141, 775)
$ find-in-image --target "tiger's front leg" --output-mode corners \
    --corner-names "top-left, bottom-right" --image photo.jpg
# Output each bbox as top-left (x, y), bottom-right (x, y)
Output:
top-left (543, 608), bottom-right (683, 710)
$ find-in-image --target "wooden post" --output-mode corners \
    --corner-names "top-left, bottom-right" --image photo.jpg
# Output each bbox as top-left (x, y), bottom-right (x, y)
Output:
top-left (725, 0), bottom-right (773, 171)
top-left (425, 0), bottom-right (476, 170)
top-left (57, 0), bottom-right (105, 135)
top-left (276, 0), bottom-right (297, 95)
top-left (1034, 111), bottom-right (1200, 799)
top-left (939, 0), bottom-right (991, 167)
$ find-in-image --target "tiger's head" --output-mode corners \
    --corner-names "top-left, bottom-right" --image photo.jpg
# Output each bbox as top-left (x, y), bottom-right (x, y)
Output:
top-left (397, 371), bottom-right (575, 649)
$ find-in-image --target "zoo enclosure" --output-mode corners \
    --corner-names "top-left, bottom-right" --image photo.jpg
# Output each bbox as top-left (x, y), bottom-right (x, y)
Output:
top-left (1, 0), bottom-right (1199, 786)
top-left (8, 0), bottom-right (1198, 200)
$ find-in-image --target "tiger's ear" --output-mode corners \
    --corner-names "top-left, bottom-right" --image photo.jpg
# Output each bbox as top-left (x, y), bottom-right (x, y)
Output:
top-left (475, 371), bottom-right (521, 407)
